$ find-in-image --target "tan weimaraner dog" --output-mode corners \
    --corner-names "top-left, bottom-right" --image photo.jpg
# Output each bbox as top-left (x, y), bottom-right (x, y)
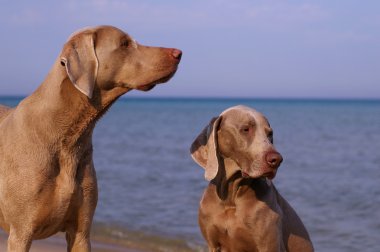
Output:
top-left (191, 105), bottom-right (314, 252)
top-left (0, 25), bottom-right (181, 251)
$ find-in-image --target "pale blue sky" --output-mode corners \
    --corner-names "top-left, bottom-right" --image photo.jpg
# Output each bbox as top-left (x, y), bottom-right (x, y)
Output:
top-left (0, 0), bottom-right (379, 98)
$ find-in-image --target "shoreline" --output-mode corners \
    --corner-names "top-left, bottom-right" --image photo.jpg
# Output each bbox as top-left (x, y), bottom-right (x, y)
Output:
top-left (0, 233), bottom-right (142, 252)
top-left (0, 228), bottom-right (203, 252)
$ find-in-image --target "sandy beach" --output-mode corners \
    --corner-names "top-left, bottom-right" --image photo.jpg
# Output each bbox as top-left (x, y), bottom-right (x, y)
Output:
top-left (0, 229), bottom-right (199, 252)
top-left (0, 233), bottom-right (142, 252)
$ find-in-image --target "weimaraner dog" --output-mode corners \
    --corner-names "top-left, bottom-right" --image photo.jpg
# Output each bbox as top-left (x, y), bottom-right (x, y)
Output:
top-left (0, 25), bottom-right (181, 251)
top-left (191, 105), bottom-right (313, 252)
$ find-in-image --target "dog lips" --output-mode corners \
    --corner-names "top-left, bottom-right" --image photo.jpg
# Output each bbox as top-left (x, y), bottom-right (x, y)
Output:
top-left (242, 171), bottom-right (250, 178)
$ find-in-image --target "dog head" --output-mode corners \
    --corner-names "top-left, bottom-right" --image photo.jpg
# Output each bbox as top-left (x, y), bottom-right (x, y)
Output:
top-left (60, 26), bottom-right (182, 98)
top-left (191, 105), bottom-right (282, 181)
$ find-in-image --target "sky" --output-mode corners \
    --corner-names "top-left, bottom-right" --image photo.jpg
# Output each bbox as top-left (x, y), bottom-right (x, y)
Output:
top-left (0, 0), bottom-right (379, 99)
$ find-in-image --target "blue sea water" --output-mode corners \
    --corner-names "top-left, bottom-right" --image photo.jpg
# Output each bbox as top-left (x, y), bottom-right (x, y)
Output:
top-left (0, 96), bottom-right (379, 251)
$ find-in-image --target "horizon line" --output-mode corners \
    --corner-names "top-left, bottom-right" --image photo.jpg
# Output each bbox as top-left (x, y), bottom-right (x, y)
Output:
top-left (0, 95), bottom-right (379, 102)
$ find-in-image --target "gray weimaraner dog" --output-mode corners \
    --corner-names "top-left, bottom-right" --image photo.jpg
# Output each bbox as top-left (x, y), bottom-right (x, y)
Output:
top-left (191, 105), bottom-right (313, 252)
top-left (0, 25), bottom-right (181, 251)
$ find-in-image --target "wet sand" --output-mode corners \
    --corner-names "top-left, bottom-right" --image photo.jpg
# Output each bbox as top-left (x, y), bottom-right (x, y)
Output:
top-left (0, 233), bottom-right (143, 252)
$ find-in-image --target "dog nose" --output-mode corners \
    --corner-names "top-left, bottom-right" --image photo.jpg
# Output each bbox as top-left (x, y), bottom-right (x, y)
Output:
top-left (171, 49), bottom-right (182, 60)
top-left (266, 151), bottom-right (283, 169)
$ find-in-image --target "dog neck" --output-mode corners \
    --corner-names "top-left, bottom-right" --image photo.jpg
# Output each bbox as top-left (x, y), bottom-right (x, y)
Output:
top-left (211, 157), bottom-right (270, 203)
top-left (211, 157), bottom-right (243, 202)
top-left (18, 59), bottom-right (130, 147)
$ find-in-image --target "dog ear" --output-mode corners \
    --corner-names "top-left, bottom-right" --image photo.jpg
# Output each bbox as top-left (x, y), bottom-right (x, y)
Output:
top-left (60, 32), bottom-right (98, 99)
top-left (190, 116), bottom-right (223, 181)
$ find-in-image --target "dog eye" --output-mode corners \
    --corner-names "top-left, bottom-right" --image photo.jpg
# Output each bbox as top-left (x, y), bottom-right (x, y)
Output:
top-left (241, 126), bottom-right (251, 134)
top-left (268, 132), bottom-right (274, 143)
top-left (121, 40), bottom-right (129, 47)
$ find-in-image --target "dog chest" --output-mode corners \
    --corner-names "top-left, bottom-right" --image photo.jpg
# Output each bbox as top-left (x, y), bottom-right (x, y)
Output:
top-left (200, 186), bottom-right (284, 251)
top-left (200, 202), bottom-right (260, 251)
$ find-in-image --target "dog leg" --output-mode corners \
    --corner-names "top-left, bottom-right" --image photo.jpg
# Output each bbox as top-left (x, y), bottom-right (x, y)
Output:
top-left (7, 228), bottom-right (32, 252)
top-left (65, 163), bottom-right (97, 252)
top-left (66, 231), bottom-right (90, 252)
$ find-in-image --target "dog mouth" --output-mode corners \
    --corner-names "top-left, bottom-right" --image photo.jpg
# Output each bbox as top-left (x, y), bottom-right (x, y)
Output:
top-left (136, 70), bottom-right (177, 92)
top-left (262, 171), bottom-right (276, 180)
top-left (241, 169), bottom-right (276, 180)
top-left (137, 84), bottom-right (156, 91)
top-left (242, 171), bottom-right (250, 178)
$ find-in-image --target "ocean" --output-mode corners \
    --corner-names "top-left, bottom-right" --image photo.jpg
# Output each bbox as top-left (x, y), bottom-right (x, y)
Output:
top-left (0, 96), bottom-right (379, 251)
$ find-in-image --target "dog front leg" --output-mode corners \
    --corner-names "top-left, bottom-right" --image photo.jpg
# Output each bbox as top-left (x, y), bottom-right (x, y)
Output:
top-left (65, 162), bottom-right (98, 252)
top-left (66, 231), bottom-right (91, 252)
top-left (7, 228), bottom-right (32, 252)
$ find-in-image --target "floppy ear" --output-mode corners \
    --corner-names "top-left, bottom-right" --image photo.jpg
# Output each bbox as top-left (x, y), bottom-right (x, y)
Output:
top-left (60, 32), bottom-right (98, 98)
top-left (190, 116), bottom-right (222, 181)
